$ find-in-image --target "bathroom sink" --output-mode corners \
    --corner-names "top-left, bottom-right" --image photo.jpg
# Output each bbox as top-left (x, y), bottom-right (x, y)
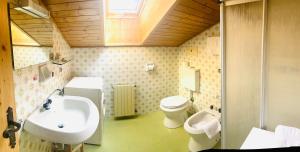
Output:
top-left (24, 95), bottom-right (99, 144)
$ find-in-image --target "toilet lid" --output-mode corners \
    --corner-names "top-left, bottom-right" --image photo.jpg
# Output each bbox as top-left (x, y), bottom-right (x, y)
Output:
top-left (160, 96), bottom-right (188, 109)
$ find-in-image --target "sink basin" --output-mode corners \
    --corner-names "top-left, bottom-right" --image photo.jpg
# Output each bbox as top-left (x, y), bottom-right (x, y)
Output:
top-left (24, 95), bottom-right (99, 144)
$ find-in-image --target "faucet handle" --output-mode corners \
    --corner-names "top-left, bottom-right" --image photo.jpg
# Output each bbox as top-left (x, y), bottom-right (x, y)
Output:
top-left (43, 103), bottom-right (50, 110)
top-left (46, 99), bottom-right (52, 104)
top-left (58, 89), bottom-right (64, 96)
top-left (43, 99), bottom-right (52, 110)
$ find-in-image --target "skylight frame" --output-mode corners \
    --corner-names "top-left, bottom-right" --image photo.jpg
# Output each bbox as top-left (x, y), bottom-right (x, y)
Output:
top-left (105, 0), bottom-right (145, 18)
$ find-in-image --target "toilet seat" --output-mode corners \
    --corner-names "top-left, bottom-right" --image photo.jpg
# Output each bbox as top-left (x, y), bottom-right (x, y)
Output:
top-left (160, 96), bottom-right (188, 109)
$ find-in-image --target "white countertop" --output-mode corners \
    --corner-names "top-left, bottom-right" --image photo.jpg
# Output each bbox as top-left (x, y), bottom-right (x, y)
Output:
top-left (65, 77), bottom-right (104, 90)
top-left (241, 127), bottom-right (285, 149)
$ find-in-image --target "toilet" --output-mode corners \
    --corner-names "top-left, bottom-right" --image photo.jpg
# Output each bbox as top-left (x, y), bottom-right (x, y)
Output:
top-left (184, 109), bottom-right (221, 152)
top-left (160, 66), bottom-right (200, 129)
top-left (160, 96), bottom-right (189, 128)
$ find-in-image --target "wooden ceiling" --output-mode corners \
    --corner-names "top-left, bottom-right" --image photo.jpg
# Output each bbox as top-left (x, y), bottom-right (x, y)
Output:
top-left (44, 0), bottom-right (105, 47)
top-left (143, 0), bottom-right (220, 46)
top-left (43, 0), bottom-right (219, 47)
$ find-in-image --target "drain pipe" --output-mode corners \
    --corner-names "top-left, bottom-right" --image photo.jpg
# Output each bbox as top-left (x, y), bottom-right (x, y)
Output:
top-left (52, 143), bottom-right (65, 151)
top-left (187, 90), bottom-right (195, 117)
top-left (190, 90), bottom-right (194, 103)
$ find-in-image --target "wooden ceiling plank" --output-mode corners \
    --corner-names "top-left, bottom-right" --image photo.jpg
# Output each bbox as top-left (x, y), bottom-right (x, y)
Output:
top-left (63, 32), bottom-right (102, 36)
top-left (158, 25), bottom-right (202, 33)
top-left (13, 19), bottom-right (49, 24)
top-left (60, 26), bottom-right (102, 32)
top-left (174, 5), bottom-right (219, 21)
top-left (54, 15), bottom-right (102, 23)
top-left (178, 0), bottom-right (219, 17)
top-left (160, 21), bottom-right (208, 30)
top-left (165, 15), bottom-right (211, 27)
top-left (56, 21), bottom-right (102, 27)
top-left (146, 34), bottom-right (193, 40)
top-left (51, 9), bottom-right (101, 18)
top-left (45, 0), bottom-right (96, 5)
top-left (169, 10), bottom-right (217, 24)
top-left (152, 31), bottom-right (193, 37)
top-left (192, 0), bottom-right (220, 11)
top-left (154, 29), bottom-right (195, 35)
top-left (47, 0), bottom-right (100, 12)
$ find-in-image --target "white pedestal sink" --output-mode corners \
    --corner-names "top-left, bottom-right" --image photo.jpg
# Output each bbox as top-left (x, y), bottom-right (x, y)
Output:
top-left (24, 95), bottom-right (99, 144)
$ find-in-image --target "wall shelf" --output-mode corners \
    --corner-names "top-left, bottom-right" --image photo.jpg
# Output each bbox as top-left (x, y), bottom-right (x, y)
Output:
top-left (52, 59), bottom-right (71, 65)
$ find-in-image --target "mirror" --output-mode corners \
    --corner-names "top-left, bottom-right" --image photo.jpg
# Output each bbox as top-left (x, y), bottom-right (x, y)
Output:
top-left (9, 1), bottom-right (53, 69)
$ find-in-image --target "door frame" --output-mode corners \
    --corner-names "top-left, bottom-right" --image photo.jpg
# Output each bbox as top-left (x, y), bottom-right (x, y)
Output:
top-left (0, 0), bottom-right (19, 151)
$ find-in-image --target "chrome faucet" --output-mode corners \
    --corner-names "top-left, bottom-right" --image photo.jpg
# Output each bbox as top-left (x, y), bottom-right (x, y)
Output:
top-left (42, 89), bottom-right (64, 111)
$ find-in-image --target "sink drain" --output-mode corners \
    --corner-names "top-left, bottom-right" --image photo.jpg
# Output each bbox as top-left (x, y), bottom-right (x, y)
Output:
top-left (57, 123), bottom-right (64, 128)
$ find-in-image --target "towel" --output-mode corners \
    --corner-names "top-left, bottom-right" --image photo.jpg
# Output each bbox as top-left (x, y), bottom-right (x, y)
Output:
top-left (202, 119), bottom-right (221, 139)
top-left (241, 127), bottom-right (286, 149)
top-left (275, 125), bottom-right (300, 147)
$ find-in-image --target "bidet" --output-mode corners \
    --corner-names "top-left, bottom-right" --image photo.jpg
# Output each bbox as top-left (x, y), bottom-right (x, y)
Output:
top-left (184, 110), bottom-right (221, 152)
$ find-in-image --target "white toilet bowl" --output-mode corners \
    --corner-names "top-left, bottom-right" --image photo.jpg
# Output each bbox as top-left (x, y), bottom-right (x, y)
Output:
top-left (184, 109), bottom-right (221, 152)
top-left (160, 96), bottom-right (189, 128)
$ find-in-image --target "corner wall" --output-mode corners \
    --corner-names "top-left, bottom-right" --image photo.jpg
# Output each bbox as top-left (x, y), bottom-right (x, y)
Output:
top-left (178, 24), bottom-right (221, 111)
top-left (70, 24), bottom-right (221, 117)
top-left (71, 47), bottom-right (179, 116)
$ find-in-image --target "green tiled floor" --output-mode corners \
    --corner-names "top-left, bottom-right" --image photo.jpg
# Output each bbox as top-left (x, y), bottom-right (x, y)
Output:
top-left (84, 111), bottom-right (220, 152)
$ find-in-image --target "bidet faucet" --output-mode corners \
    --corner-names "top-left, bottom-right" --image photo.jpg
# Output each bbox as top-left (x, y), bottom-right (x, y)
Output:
top-left (42, 89), bottom-right (64, 111)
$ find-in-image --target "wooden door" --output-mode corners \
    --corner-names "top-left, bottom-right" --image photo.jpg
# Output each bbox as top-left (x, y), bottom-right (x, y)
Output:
top-left (0, 0), bottom-right (19, 151)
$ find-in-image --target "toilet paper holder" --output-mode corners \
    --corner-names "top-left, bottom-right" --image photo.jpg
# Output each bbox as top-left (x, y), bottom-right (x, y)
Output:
top-left (144, 63), bottom-right (155, 72)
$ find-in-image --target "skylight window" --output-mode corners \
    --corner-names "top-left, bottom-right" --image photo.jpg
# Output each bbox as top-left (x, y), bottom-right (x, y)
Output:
top-left (108, 0), bottom-right (143, 14)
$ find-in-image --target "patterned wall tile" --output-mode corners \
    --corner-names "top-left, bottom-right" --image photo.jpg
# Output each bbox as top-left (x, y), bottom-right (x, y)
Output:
top-left (13, 46), bottom-right (51, 69)
top-left (71, 47), bottom-right (179, 116)
top-left (71, 24), bottom-right (220, 116)
top-left (178, 24), bottom-right (221, 112)
top-left (14, 23), bottom-right (72, 152)
top-left (14, 22), bottom-right (220, 152)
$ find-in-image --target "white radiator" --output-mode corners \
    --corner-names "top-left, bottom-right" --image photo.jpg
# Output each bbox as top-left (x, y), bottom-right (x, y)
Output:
top-left (113, 84), bottom-right (136, 117)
